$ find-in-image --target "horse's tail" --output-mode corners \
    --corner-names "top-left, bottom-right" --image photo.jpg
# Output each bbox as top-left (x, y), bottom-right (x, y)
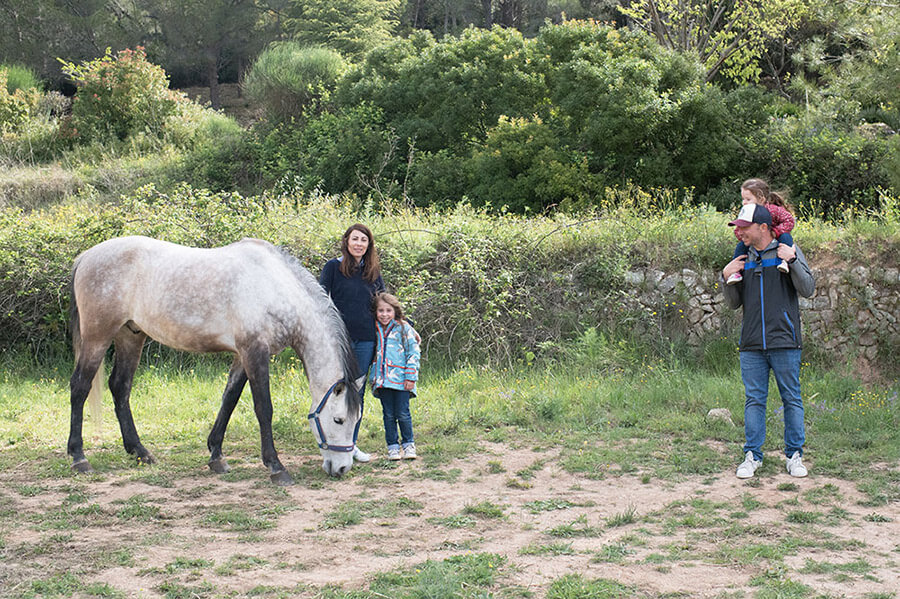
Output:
top-left (70, 259), bottom-right (103, 433)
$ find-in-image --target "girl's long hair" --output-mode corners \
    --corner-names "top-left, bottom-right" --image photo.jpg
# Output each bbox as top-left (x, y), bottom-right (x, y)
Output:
top-left (372, 292), bottom-right (405, 322)
top-left (741, 178), bottom-right (791, 212)
top-left (339, 223), bottom-right (381, 282)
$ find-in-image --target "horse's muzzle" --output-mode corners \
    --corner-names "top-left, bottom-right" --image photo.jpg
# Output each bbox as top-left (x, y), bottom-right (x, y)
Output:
top-left (322, 455), bottom-right (353, 477)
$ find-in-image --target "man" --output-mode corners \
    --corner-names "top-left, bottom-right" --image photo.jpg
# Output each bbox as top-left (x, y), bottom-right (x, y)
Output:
top-left (721, 203), bottom-right (816, 479)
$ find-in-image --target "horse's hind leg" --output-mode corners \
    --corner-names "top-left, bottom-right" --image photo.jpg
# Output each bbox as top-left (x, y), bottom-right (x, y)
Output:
top-left (109, 330), bottom-right (155, 465)
top-left (68, 346), bottom-right (107, 473)
top-left (242, 348), bottom-right (292, 485)
top-left (207, 356), bottom-right (248, 474)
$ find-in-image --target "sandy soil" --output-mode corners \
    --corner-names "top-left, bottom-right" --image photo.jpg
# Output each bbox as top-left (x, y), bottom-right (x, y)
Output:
top-left (1, 442), bottom-right (898, 598)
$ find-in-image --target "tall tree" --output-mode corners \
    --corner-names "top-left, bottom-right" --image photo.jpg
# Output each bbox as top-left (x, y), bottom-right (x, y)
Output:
top-left (619, 0), bottom-right (812, 83)
top-left (144, 0), bottom-right (259, 106)
top-left (285, 0), bottom-right (401, 60)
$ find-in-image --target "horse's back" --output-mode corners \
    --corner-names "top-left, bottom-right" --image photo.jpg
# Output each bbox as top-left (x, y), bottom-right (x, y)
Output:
top-left (73, 236), bottom-right (307, 354)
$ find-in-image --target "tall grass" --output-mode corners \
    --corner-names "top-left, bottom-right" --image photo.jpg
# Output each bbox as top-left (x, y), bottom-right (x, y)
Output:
top-left (1, 63), bottom-right (40, 93)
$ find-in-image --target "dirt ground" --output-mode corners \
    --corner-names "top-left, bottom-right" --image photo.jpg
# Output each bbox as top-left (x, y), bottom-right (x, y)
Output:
top-left (1, 442), bottom-right (899, 598)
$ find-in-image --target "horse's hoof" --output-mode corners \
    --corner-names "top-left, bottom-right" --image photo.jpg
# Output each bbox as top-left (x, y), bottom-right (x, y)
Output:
top-left (72, 459), bottom-right (93, 474)
top-left (136, 453), bottom-right (157, 466)
top-left (208, 458), bottom-right (230, 474)
top-left (270, 470), bottom-right (294, 486)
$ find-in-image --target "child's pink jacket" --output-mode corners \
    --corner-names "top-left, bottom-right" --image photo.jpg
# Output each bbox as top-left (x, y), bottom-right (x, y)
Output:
top-left (734, 203), bottom-right (795, 240)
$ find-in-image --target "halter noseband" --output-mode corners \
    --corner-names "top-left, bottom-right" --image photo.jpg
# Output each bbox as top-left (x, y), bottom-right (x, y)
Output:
top-left (308, 379), bottom-right (356, 453)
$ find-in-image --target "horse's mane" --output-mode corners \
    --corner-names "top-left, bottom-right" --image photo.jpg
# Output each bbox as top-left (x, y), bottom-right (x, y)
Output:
top-left (274, 246), bottom-right (362, 411)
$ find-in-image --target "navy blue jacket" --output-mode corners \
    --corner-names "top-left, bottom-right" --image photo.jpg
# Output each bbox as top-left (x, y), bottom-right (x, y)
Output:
top-left (723, 241), bottom-right (815, 351)
top-left (319, 258), bottom-right (385, 342)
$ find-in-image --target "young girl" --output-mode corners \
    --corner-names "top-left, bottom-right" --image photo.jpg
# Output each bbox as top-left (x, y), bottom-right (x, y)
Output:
top-left (370, 292), bottom-right (421, 460)
top-left (726, 178), bottom-right (796, 285)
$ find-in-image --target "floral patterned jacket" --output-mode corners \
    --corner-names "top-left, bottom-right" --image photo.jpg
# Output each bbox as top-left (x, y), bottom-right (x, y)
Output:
top-left (369, 319), bottom-right (420, 397)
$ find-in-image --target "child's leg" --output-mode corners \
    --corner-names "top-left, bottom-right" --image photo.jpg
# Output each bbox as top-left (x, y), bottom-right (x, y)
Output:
top-left (776, 232), bottom-right (794, 273)
top-left (777, 232), bottom-right (794, 247)
top-left (395, 390), bottom-right (413, 447)
top-left (727, 241), bottom-right (748, 284)
top-left (379, 391), bottom-right (400, 450)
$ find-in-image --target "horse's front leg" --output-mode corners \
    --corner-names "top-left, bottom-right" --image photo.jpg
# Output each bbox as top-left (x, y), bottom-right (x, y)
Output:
top-left (207, 357), bottom-right (248, 474)
top-left (243, 350), bottom-right (292, 485)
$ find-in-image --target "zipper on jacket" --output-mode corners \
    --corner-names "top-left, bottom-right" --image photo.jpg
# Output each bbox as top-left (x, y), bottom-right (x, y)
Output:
top-left (759, 256), bottom-right (766, 350)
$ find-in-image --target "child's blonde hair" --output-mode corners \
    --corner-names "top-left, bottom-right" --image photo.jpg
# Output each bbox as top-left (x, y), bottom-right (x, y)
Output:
top-left (741, 178), bottom-right (790, 210)
top-left (372, 292), bottom-right (405, 322)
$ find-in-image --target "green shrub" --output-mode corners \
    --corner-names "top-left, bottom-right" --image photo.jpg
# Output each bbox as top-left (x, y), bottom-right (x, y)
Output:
top-left (2, 63), bottom-right (40, 94)
top-left (177, 109), bottom-right (253, 191)
top-left (747, 118), bottom-right (892, 217)
top-left (0, 68), bottom-right (40, 134)
top-left (59, 47), bottom-right (185, 143)
top-left (243, 42), bottom-right (346, 122)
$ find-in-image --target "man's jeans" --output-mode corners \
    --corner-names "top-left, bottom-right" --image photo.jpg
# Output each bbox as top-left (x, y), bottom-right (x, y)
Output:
top-left (378, 388), bottom-right (414, 450)
top-left (740, 349), bottom-right (805, 462)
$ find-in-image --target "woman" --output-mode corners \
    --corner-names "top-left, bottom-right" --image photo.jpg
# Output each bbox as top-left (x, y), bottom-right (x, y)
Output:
top-left (319, 224), bottom-right (385, 462)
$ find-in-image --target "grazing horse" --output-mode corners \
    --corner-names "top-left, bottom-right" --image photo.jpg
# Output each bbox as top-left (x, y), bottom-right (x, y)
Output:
top-left (67, 236), bottom-right (363, 484)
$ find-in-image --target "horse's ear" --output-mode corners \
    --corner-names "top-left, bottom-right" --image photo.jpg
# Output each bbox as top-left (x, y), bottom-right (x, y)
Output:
top-left (354, 374), bottom-right (366, 393)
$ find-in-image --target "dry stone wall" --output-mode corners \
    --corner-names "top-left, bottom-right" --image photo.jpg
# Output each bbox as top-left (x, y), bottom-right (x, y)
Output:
top-left (623, 258), bottom-right (900, 366)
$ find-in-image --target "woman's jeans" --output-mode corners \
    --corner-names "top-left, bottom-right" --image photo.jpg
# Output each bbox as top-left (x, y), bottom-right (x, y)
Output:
top-left (377, 387), bottom-right (414, 450)
top-left (740, 349), bottom-right (805, 462)
top-left (352, 340), bottom-right (375, 443)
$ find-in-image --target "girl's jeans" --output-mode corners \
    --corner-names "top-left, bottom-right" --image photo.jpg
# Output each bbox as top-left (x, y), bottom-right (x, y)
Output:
top-left (377, 387), bottom-right (414, 450)
top-left (352, 340), bottom-right (375, 443)
top-left (734, 233), bottom-right (794, 259)
top-left (740, 349), bottom-right (805, 462)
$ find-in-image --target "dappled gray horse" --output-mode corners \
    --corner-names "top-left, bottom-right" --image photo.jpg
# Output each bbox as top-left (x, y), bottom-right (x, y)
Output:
top-left (68, 236), bottom-right (363, 484)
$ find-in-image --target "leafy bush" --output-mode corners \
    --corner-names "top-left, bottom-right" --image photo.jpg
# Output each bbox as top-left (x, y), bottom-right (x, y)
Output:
top-left (2, 63), bottom-right (40, 94)
top-left (243, 42), bottom-right (346, 122)
top-left (746, 118), bottom-right (892, 217)
top-left (59, 47), bottom-right (185, 143)
top-left (0, 68), bottom-right (40, 133)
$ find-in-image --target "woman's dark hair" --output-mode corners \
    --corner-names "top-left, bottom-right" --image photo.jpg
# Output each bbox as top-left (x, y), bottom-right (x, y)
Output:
top-left (339, 223), bottom-right (381, 282)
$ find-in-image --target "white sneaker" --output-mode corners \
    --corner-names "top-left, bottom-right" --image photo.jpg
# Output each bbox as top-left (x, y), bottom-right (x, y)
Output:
top-left (726, 272), bottom-right (743, 285)
top-left (353, 447), bottom-right (371, 463)
top-left (777, 259), bottom-right (790, 274)
top-left (386, 447), bottom-right (401, 461)
top-left (786, 452), bottom-right (807, 477)
top-left (736, 451), bottom-right (762, 479)
top-left (402, 444), bottom-right (417, 459)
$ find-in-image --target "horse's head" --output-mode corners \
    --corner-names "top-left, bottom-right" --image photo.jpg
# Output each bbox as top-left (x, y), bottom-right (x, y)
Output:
top-left (308, 376), bottom-right (364, 477)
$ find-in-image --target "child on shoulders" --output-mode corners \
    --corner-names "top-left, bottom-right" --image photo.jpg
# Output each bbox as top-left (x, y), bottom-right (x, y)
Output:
top-left (727, 178), bottom-right (796, 285)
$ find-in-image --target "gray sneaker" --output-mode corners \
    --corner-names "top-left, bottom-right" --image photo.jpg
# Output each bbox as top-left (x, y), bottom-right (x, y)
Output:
top-left (353, 447), bottom-right (371, 463)
top-left (736, 451), bottom-right (762, 479)
top-left (786, 452), bottom-right (807, 477)
top-left (386, 447), bottom-right (401, 461)
top-left (402, 444), bottom-right (417, 459)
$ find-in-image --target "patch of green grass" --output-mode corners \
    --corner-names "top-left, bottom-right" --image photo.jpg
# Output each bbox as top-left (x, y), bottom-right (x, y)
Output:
top-left (157, 580), bottom-right (215, 599)
top-left (113, 495), bottom-right (164, 522)
top-left (369, 553), bottom-right (508, 599)
top-left (486, 460), bottom-right (505, 473)
top-left (592, 542), bottom-right (635, 563)
top-left (524, 499), bottom-right (577, 513)
top-left (606, 505), bottom-right (637, 527)
top-left (785, 510), bottom-right (822, 524)
top-left (777, 482), bottom-right (800, 492)
top-left (519, 541), bottom-right (576, 556)
top-left (799, 557), bottom-right (872, 576)
top-left (427, 514), bottom-right (476, 529)
top-left (322, 496), bottom-right (424, 529)
top-left (864, 513), bottom-right (892, 522)
top-left (802, 483), bottom-right (843, 504)
top-left (546, 573), bottom-right (635, 598)
top-left (546, 515), bottom-right (601, 538)
top-left (201, 506), bottom-right (277, 532)
top-left (462, 500), bottom-right (505, 519)
top-left (16, 572), bottom-right (124, 598)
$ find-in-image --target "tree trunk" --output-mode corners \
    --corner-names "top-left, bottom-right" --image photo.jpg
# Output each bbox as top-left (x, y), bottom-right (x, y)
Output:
top-left (206, 50), bottom-right (221, 109)
top-left (483, 0), bottom-right (492, 28)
